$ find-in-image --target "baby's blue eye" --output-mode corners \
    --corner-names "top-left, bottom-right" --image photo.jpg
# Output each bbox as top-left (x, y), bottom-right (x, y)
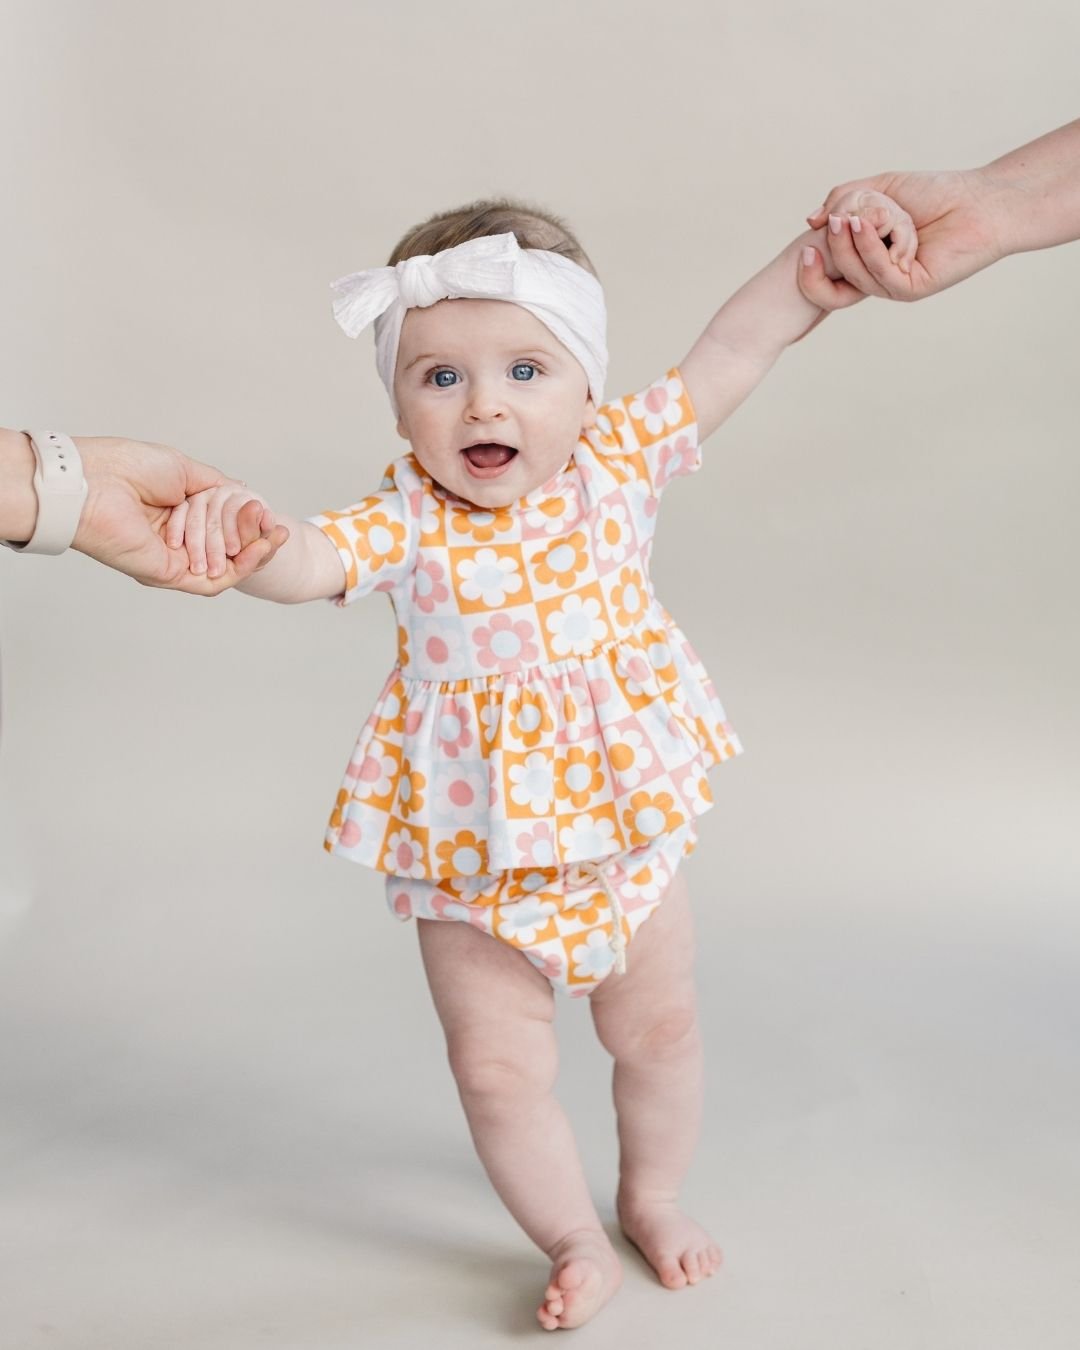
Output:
top-left (511, 363), bottom-right (537, 381)
top-left (431, 369), bottom-right (459, 388)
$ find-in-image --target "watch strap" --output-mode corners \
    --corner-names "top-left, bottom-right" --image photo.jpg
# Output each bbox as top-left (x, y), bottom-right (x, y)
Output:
top-left (1, 431), bottom-right (88, 555)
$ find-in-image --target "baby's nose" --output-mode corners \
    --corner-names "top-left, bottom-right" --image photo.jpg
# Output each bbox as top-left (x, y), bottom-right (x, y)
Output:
top-left (465, 382), bottom-right (507, 420)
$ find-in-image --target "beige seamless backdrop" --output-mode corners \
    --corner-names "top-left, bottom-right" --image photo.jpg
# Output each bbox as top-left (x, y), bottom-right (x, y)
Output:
top-left (1, 3), bottom-right (1078, 1348)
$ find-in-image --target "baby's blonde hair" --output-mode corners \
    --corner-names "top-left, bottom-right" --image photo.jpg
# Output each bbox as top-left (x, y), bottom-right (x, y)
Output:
top-left (387, 197), bottom-right (598, 278)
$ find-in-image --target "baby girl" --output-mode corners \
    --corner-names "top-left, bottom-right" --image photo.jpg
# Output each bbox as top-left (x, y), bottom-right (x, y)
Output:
top-left (166, 188), bottom-right (916, 1330)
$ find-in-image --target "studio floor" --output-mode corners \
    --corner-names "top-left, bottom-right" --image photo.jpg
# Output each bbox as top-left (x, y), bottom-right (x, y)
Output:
top-left (1, 861), bottom-right (1076, 1350)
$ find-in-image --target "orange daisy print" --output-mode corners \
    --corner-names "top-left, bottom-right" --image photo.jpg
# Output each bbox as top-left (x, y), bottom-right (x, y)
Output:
top-left (396, 759), bottom-right (427, 818)
top-left (354, 508), bottom-right (408, 571)
top-left (534, 531), bottom-right (589, 590)
top-left (611, 566), bottom-right (648, 627)
top-left (554, 747), bottom-right (606, 810)
top-left (622, 789), bottom-right (685, 847)
top-left (434, 829), bottom-right (489, 878)
top-left (448, 505), bottom-right (514, 544)
top-left (507, 686), bottom-right (554, 748)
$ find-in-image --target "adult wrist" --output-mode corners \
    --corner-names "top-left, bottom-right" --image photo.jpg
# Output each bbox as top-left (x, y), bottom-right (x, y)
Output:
top-left (0, 430), bottom-right (39, 543)
top-left (965, 163), bottom-right (1026, 262)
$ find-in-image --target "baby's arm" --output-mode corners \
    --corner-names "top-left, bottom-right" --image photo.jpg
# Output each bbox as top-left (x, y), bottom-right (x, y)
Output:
top-left (679, 190), bottom-right (916, 443)
top-left (167, 484), bottom-right (345, 602)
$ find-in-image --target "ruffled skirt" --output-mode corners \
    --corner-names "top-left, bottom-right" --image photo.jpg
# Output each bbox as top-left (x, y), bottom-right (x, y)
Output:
top-left (323, 606), bottom-right (742, 878)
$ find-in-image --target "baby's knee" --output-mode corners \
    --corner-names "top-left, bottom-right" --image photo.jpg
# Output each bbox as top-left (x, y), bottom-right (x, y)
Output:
top-left (447, 1030), bottom-right (557, 1105)
top-left (597, 1000), bottom-right (700, 1062)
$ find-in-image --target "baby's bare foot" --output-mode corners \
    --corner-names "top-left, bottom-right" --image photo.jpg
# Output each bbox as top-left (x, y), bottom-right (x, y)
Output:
top-left (617, 1193), bottom-right (723, 1290)
top-left (536, 1227), bottom-right (623, 1331)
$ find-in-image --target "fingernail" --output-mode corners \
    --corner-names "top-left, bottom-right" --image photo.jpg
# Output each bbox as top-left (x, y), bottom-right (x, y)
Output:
top-left (828, 214), bottom-right (842, 235)
top-left (193, 562), bottom-right (206, 574)
top-left (802, 246), bottom-right (816, 266)
top-left (849, 214), bottom-right (861, 233)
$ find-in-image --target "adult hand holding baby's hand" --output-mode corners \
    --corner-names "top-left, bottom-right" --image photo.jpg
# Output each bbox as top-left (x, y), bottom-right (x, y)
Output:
top-left (70, 437), bottom-right (288, 595)
top-left (801, 188), bottom-right (921, 312)
top-left (166, 483), bottom-right (287, 588)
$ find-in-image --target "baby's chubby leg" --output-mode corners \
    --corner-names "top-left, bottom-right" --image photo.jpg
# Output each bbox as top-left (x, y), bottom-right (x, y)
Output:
top-left (589, 870), bottom-right (723, 1290)
top-left (416, 916), bottom-right (622, 1331)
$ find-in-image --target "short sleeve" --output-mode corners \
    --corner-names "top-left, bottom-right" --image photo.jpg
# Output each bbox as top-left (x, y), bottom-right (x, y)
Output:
top-left (306, 460), bottom-right (418, 607)
top-left (590, 367), bottom-right (701, 498)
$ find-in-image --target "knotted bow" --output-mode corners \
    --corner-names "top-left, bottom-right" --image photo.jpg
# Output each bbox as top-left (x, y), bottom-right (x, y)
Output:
top-left (330, 234), bottom-right (522, 338)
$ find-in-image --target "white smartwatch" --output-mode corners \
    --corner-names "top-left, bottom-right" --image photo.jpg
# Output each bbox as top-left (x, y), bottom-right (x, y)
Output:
top-left (1, 431), bottom-right (88, 555)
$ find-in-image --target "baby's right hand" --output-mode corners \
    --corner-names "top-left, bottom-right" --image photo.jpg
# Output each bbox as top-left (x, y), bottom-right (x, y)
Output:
top-left (166, 483), bottom-right (277, 580)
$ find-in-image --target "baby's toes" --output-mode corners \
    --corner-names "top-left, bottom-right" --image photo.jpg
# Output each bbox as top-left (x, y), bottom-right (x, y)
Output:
top-left (707, 1244), bottom-right (724, 1273)
top-left (537, 1290), bottom-right (563, 1329)
top-left (681, 1250), bottom-right (703, 1284)
top-left (657, 1254), bottom-right (688, 1289)
top-left (542, 1283), bottom-right (565, 1312)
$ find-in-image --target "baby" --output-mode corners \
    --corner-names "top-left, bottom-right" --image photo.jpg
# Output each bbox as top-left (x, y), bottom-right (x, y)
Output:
top-left (167, 188), bottom-right (916, 1330)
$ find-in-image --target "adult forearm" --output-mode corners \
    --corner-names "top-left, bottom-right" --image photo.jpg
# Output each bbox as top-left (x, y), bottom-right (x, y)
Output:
top-left (977, 117), bottom-right (1080, 257)
top-left (0, 429), bottom-right (39, 542)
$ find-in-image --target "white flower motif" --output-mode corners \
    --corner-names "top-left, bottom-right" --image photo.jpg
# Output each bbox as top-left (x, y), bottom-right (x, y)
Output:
top-left (432, 767), bottom-right (488, 824)
top-left (508, 751), bottom-right (555, 814)
top-left (647, 706), bottom-right (692, 761)
top-left (629, 375), bottom-right (686, 437)
top-left (608, 727), bottom-right (655, 788)
top-left (571, 928), bottom-right (616, 978)
top-left (545, 594), bottom-right (608, 657)
top-left (625, 863), bottom-right (665, 904)
top-left (496, 894), bottom-right (558, 944)
top-left (456, 548), bottom-right (523, 607)
top-left (430, 897), bottom-right (471, 922)
top-left (647, 638), bottom-right (675, 676)
top-left (559, 812), bottom-right (617, 858)
top-left (458, 873), bottom-right (500, 903)
top-left (382, 827), bottom-right (426, 878)
top-left (525, 494), bottom-right (572, 536)
top-left (352, 749), bottom-right (397, 800)
top-left (595, 503), bottom-right (632, 564)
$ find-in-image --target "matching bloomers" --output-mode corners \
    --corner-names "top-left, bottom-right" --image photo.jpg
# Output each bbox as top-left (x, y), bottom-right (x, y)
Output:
top-left (308, 367), bottom-right (743, 992)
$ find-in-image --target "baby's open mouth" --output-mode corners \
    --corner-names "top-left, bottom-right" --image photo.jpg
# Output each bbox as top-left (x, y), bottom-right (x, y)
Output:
top-left (461, 442), bottom-right (518, 476)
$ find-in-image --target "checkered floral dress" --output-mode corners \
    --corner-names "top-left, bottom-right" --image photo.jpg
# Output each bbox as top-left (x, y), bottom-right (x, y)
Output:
top-left (308, 367), bottom-right (742, 881)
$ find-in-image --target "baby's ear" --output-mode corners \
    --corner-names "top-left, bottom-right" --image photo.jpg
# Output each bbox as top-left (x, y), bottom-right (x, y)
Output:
top-left (396, 415), bottom-right (409, 440)
top-left (581, 397), bottom-right (598, 431)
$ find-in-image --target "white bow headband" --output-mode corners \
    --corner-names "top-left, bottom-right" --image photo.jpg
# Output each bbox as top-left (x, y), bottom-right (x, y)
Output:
top-left (329, 232), bottom-right (608, 416)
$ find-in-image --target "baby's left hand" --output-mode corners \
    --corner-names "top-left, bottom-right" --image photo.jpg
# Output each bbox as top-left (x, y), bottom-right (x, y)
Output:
top-left (801, 188), bottom-right (920, 311)
top-left (824, 188), bottom-right (918, 275)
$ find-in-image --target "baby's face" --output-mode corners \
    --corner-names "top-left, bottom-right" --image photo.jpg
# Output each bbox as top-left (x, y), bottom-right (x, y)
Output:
top-left (393, 299), bottom-right (597, 508)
